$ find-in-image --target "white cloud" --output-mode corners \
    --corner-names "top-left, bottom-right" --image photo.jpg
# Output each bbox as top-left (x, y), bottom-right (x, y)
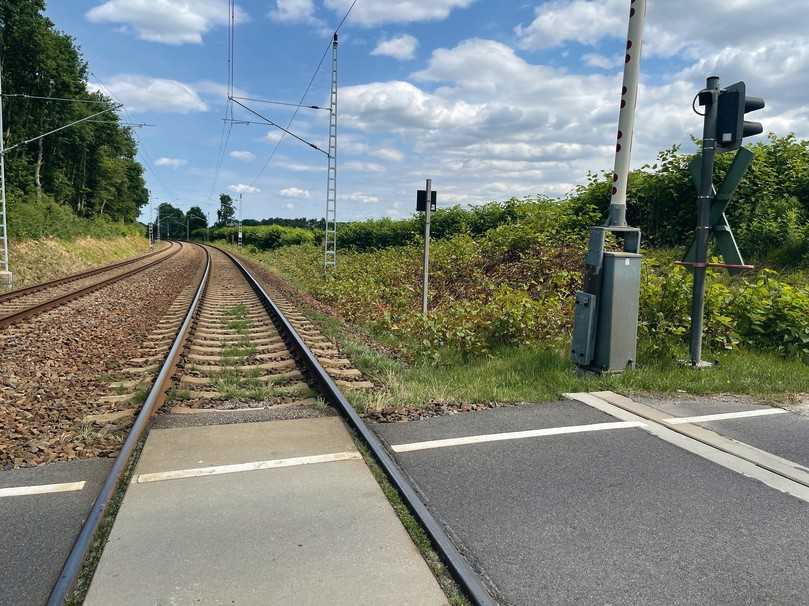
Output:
top-left (344, 161), bottom-right (386, 173)
top-left (155, 157), bottom-right (187, 168)
top-left (270, 0), bottom-right (316, 23)
top-left (229, 184), bottom-right (260, 194)
top-left (372, 34), bottom-right (419, 61)
top-left (515, 0), bottom-right (809, 59)
top-left (280, 187), bottom-right (311, 199)
top-left (86, 0), bottom-right (246, 45)
top-left (324, 0), bottom-right (474, 26)
top-left (342, 192), bottom-right (380, 204)
top-left (229, 150), bottom-right (256, 162)
top-left (515, 0), bottom-right (624, 50)
top-left (582, 53), bottom-right (623, 70)
top-left (375, 147), bottom-right (404, 162)
top-left (89, 75), bottom-right (208, 113)
top-left (265, 131), bottom-right (284, 143)
top-left (285, 203), bottom-right (295, 210)
top-left (276, 160), bottom-right (322, 172)
top-left (195, 80), bottom-right (248, 100)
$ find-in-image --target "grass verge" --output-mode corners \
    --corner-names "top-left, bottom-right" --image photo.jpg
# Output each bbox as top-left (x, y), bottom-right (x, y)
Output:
top-left (6, 235), bottom-right (150, 290)
top-left (230, 250), bottom-right (808, 412)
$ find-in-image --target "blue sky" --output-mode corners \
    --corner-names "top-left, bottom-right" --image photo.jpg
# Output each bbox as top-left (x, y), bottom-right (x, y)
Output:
top-left (45, 1), bottom-right (809, 223)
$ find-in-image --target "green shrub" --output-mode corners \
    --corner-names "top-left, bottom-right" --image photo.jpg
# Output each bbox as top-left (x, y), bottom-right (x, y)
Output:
top-left (732, 270), bottom-right (809, 359)
top-left (7, 192), bottom-right (141, 240)
top-left (207, 225), bottom-right (315, 250)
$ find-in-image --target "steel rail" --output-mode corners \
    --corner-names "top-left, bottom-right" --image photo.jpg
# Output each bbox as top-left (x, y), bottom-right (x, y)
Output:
top-left (0, 242), bottom-right (182, 328)
top-left (47, 244), bottom-right (211, 605)
top-left (218, 246), bottom-right (497, 606)
top-left (0, 243), bottom-right (171, 304)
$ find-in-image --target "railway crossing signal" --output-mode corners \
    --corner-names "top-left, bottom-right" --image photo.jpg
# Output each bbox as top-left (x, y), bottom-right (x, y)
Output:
top-left (715, 81), bottom-right (765, 152)
top-left (418, 180), bottom-right (437, 316)
top-left (683, 77), bottom-right (765, 367)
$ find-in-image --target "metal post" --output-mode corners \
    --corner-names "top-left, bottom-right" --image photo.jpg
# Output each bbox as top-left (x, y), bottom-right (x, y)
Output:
top-left (186, 216), bottom-right (190, 241)
top-left (422, 179), bottom-right (432, 316)
top-left (689, 76), bottom-right (721, 368)
top-left (0, 57), bottom-right (12, 288)
top-left (238, 193), bottom-right (243, 247)
top-left (156, 209), bottom-right (161, 242)
top-left (607, 0), bottom-right (647, 228)
top-left (148, 207), bottom-right (154, 249)
top-left (324, 33), bottom-right (338, 270)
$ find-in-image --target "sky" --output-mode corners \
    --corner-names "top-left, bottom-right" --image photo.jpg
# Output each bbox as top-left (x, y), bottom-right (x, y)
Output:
top-left (44, 0), bottom-right (809, 224)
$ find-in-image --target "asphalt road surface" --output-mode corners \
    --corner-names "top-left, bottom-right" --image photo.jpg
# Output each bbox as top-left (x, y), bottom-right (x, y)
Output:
top-left (374, 398), bottom-right (809, 605)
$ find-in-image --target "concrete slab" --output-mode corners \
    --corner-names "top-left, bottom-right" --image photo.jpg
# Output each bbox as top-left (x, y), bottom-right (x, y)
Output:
top-left (637, 395), bottom-right (809, 470)
top-left (0, 458), bottom-right (111, 606)
top-left (85, 418), bottom-right (447, 606)
top-left (374, 402), bottom-right (809, 606)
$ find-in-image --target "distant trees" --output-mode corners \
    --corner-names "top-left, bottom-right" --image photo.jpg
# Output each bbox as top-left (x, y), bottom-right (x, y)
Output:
top-left (0, 0), bottom-right (147, 224)
top-left (215, 193), bottom-right (235, 227)
top-left (155, 202), bottom-right (184, 239)
top-left (186, 206), bottom-right (208, 231)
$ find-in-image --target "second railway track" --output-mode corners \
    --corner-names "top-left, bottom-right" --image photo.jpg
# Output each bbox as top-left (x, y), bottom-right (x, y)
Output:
top-left (0, 241), bottom-right (182, 328)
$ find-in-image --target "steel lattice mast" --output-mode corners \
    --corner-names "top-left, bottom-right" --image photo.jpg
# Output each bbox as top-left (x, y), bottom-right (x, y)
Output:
top-left (324, 33), bottom-right (338, 270)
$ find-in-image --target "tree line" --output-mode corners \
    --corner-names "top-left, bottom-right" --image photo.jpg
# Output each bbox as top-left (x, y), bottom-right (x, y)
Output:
top-left (1, 0), bottom-right (147, 227)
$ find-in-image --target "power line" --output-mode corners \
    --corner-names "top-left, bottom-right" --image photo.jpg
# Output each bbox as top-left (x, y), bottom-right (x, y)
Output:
top-left (2, 107), bottom-right (118, 155)
top-left (230, 96), bottom-right (328, 111)
top-left (246, 0), bottom-right (359, 189)
top-left (89, 71), bottom-right (180, 206)
top-left (230, 96), bottom-right (328, 156)
top-left (1, 93), bottom-right (113, 106)
top-left (208, 0), bottom-right (237, 203)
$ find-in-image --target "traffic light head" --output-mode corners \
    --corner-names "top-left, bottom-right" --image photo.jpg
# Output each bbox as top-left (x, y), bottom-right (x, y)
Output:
top-left (716, 81), bottom-right (765, 152)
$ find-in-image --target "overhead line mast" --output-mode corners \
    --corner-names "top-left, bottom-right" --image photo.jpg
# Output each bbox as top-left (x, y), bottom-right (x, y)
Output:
top-left (324, 34), bottom-right (339, 271)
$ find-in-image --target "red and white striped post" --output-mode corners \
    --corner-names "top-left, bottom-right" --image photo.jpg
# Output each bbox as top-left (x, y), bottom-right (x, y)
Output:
top-left (607, 0), bottom-right (647, 227)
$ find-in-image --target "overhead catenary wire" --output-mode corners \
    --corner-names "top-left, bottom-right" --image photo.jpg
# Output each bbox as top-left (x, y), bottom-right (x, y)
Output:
top-left (245, 0), bottom-right (359, 190)
top-left (208, 0), bottom-right (237, 202)
top-left (89, 71), bottom-right (182, 208)
top-left (1, 93), bottom-right (113, 105)
top-left (229, 96), bottom-right (328, 156)
top-left (1, 106), bottom-right (118, 155)
top-left (230, 96), bottom-right (329, 111)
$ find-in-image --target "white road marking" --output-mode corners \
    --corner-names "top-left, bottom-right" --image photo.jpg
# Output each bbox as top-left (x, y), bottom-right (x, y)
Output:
top-left (135, 451), bottom-right (362, 484)
top-left (0, 481), bottom-right (86, 498)
top-left (664, 409), bottom-right (789, 425)
top-left (391, 421), bottom-right (645, 453)
top-left (565, 392), bottom-right (809, 504)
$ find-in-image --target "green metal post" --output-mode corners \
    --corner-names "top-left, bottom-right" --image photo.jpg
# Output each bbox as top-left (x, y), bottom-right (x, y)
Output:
top-left (690, 76), bottom-right (720, 367)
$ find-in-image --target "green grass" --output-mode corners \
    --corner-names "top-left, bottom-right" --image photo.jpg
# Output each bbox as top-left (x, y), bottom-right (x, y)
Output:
top-left (298, 299), bottom-right (809, 413)
top-left (228, 245), bottom-right (808, 412)
top-left (6, 235), bottom-right (149, 290)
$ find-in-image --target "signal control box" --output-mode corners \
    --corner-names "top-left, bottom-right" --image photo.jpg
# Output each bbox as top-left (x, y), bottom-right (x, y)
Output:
top-left (572, 251), bottom-right (641, 373)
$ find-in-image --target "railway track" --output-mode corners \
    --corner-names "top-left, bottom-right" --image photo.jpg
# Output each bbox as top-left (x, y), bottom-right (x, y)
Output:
top-left (46, 244), bottom-right (489, 606)
top-left (0, 241), bottom-right (182, 329)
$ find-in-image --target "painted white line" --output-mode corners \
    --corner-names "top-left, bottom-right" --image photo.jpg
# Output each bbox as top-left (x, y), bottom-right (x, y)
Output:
top-left (135, 451), bottom-right (362, 484)
top-left (391, 422), bottom-right (645, 453)
top-left (0, 481), bottom-right (86, 498)
top-left (665, 409), bottom-right (789, 425)
top-left (565, 392), bottom-right (809, 504)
